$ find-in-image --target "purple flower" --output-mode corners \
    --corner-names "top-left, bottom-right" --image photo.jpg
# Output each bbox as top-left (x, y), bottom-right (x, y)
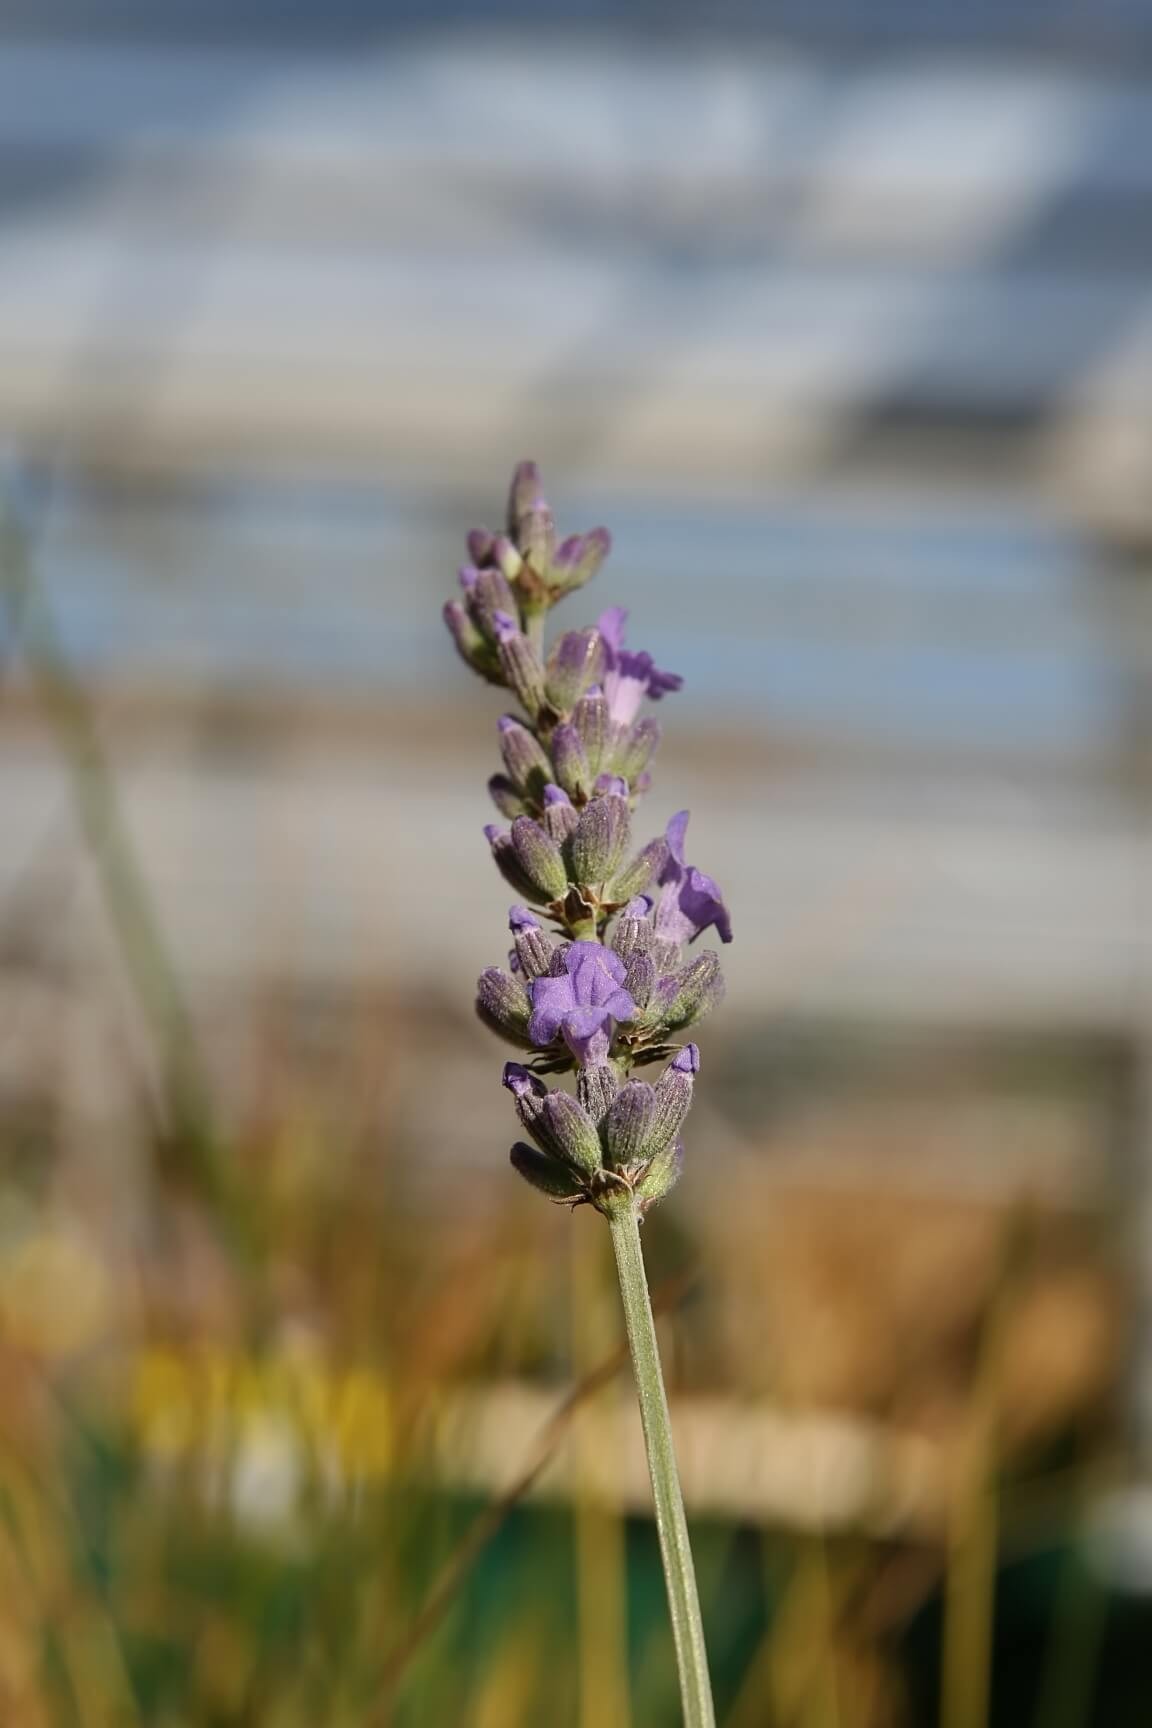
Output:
top-left (597, 606), bottom-right (683, 727)
top-left (528, 941), bottom-right (636, 1065)
top-left (654, 811), bottom-right (733, 946)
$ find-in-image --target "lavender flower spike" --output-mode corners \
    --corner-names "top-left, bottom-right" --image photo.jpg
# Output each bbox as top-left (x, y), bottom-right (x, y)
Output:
top-left (598, 605), bottom-right (683, 727)
top-left (444, 463), bottom-right (722, 1724)
top-left (654, 810), bottom-right (733, 945)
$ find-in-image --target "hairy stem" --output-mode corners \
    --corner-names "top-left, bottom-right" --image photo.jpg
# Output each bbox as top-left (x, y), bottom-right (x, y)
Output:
top-left (607, 1201), bottom-right (715, 1728)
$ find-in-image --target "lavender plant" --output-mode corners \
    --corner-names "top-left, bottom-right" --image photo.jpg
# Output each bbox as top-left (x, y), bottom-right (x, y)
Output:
top-left (444, 463), bottom-right (730, 1726)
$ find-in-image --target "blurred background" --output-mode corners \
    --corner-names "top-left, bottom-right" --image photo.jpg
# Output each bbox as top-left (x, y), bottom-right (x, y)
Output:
top-left (1, 0), bottom-right (1151, 1723)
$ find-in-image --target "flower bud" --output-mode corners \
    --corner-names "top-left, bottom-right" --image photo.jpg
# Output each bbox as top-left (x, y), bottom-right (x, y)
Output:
top-left (611, 905), bottom-right (654, 961)
top-left (476, 967), bottom-right (532, 1044)
top-left (493, 613), bottom-right (547, 717)
top-left (486, 824), bottom-right (542, 900)
top-left (498, 715), bottom-right (552, 797)
top-left (652, 937), bottom-right (682, 974)
top-left (503, 1061), bottom-right (549, 1135)
top-left (634, 1138), bottom-right (684, 1210)
top-left (647, 1044), bottom-right (698, 1156)
top-left (541, 784), bottom-right (580, 845)
top-left (443, 599), bottom-right (498, 678)
top-left (549, 527), bottom-right (611, 596)
top-left (540, 1090), bottom-right (603, 1174)
top-left (492, 534), bottom-right (524, 580)
top-left (607, 838), bottom-right (668, 906)
top-left (572, 692), bottom-right (611, 777)
top-left (577, 1062), bottom-right (620, 1124)
top-left (509, 906), bottom-right (553, 979)
top-left (570, 795), bottom-right (630, 886)
top-left (488, 775), bottom-right (525, 818)
top-left (466, 528), bottom-right (495, 567)
top-left (546, 630), bottom-right (605, 715)
top-left (618, 717), bottom-right (661, 781)
top-left (464, 566), bottom-right (518, 637)
top-left (551, 724), bottom-right (592, 801)
top-left (623, 952), bottom-right (655, 1010)
top-left (505, 1063), bottom-right (599, 1171)
top-left (604, 1081), bottom-right (657, 1168)
top-left (507, 460), bottom-right (556, 571)
top-left (510, 816), bottom-right (569, 900)
top-left (663, 951), bottom-right (726, 1031)
top-left (510, 1142), bottom-right (583, 1201)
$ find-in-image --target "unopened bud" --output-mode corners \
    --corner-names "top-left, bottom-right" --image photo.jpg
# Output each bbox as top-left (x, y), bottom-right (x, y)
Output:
top-left (551, 724), bottom-right (592, 801)
top-left (577, 1062), bottom-right (620, 1124)
top-left (604, 1082), bottom-right (657, 1168)
top-left (494, 614), bottom-right (547, 717)
top-left (498, 715), bottom-right (552, 797)
top-left (510, 1142), bottom-right (583, 1201)
top-left (511, 815), bottom-right (569, 900)
top-left (572, 692), bottom-right (611, 776)
top-left (607, 838), bottom-right (668, 906)
top-left (570, 795), bottom-right (631, 886)
top-left (546, 630), bottom-right (605, 715)
top-left (476, 968), bottom-right (532, 1044)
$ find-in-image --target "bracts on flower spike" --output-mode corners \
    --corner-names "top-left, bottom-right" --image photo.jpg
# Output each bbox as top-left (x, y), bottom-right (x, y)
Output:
top-left (502, 1044), bottom-right (698, 1216)
top-left (450, 463), bottom-right (732, 1216)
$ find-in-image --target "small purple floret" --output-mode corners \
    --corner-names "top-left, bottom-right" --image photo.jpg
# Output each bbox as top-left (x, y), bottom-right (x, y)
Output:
top-left (528, 940), bottom-right (636, 1062)
top-left (596, 607), bottom-right (683, 727)
top-left (502, 1061), bottom-right (540, 1101)
top-left (654, 811), bottom-right (733, 946)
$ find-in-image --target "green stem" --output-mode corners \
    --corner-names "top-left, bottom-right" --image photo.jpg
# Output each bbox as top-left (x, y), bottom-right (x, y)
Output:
top-left (607, 1200), bottom-right (715, 1728)
top-left (525, 606), bottom-right (545, 656)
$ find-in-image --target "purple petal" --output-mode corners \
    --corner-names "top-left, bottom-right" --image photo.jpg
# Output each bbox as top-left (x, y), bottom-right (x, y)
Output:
top-left (597, 606), bottom-right (628, 655)
top-left (671, 1043), bottom-right (700, 1075)
top-left (648, 666), bottom-right (684, 700)
top-left (564, 941), bottom-right (628, 992)
top-left (603, 666), bottom-right (648, 727)
top-left (681, 868), bottom-right (733, 944)
top-left (602, 984), bottom-right (637, 1022)
top-left (502, 1061), bottom-right (543, 1101)
top-left (509, 906), bottom-right (541, 934)
top-left (561, 1005), bottom-right (613, 1067)
top-left (655, 862), bottom-right (733, 946)
top-left (527, 972), bottom-right (577, 1045)
top-left (664, 811), bottom-right (690, 871)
